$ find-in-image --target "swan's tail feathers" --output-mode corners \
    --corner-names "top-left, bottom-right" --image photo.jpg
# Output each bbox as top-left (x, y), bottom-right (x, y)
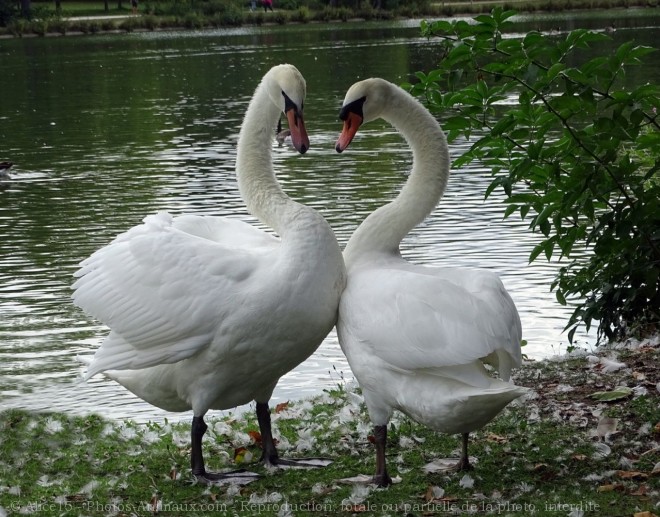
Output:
top-left (82, 346), bottom-right (138, 381)
top-left (75, 354), bottom-right (93, 384)
top-left (459, 383), bottom-right (529, 429)
top-left (80, 332), bottom-right (209, 381)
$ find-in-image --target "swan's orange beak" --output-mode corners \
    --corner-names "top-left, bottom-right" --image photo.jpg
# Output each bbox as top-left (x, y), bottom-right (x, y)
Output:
top-left (335, 112), bottom-right (363, 153)
top-left (285, 108), bottom-right (309, 155)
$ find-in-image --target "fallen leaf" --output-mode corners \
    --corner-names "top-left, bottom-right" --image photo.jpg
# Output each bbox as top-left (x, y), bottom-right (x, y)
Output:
top-left (234, 447), bottom-right (253, 464)
top-left (633, 512), bottom-right (658, 517)
top-left (630, 484), bottom-right (649, 497)
top-left (632, 371), bottom-right (646, 381)
top-left (275, 402), bottom-right (289, 413)
top-left (617, 470), bottom-right (649, 480)
top-left (367, 435), bottom-right (375, 444)
top-left (571, 454), bottom-right (588, 461)
top-left (486, 433), bottom-right (508, 443)
top-left (169, 467), bottom-right (177, 480)
top-left (597, 483), bottom-right (624, 492)
top-left (590, 386), bottom-right (633, 402)
top-left (248, 430), bottom-right (262, 444)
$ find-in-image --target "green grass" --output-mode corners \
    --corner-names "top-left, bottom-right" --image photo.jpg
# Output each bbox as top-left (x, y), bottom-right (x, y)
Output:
top-left (1, 342), bottom-right (658, 516)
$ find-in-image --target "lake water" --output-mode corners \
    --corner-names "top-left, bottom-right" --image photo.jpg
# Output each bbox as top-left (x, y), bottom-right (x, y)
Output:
top-left (1, 10), bottom-right (659, 422)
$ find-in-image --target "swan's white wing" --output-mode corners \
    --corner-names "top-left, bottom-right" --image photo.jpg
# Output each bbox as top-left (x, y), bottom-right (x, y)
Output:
top-left (73, 212), bottom-right (278, 378)
top-left (172, 214), bottom-right (278, 250)
top-left (339, 265), bottom-right (521, 374)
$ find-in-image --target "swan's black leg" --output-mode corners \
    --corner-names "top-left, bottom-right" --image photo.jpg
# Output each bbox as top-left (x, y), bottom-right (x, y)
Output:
top-left (256, 401), bottom-right (332, 468)
top-left (256, 401), bottom-right (279, 465)
top-left (190, 415), bottom-right (259, 483)
top-left (373, 424), bottom-right (392, 487)
top-left (454, 432), bottom-right (473, 471)
top-left (191, 416), bottom-right (208, 476)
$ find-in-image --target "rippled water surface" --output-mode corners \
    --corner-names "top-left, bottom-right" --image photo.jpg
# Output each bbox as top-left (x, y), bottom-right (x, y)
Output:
top-left (1, 12), bottom-right (659, 422)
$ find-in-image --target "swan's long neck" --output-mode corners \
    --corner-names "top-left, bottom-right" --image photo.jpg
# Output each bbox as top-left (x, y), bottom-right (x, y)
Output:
top-left (235, 79), bottom-right (301, 236)
top-left (344, 86), bottom-right (450, 265)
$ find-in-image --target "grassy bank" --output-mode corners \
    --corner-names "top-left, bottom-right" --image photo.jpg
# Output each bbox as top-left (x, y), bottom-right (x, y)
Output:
top-left (2, 0), bottom-right (659, 38)
top-left (0, 338), bottom-right (658, 516)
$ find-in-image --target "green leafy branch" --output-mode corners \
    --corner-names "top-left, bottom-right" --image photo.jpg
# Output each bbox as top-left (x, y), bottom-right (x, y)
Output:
top-left (408, 8), bottom-right (660, 343)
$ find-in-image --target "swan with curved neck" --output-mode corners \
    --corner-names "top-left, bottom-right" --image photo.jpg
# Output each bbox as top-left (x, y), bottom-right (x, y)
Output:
top-left (73, 64), bottom-right (346, 482)
top-left (336, 78), bottom-right (526, 486)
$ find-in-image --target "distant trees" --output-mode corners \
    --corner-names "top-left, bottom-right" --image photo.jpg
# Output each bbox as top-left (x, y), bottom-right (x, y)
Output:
top-left (0, 0), bottom-right (427, 25)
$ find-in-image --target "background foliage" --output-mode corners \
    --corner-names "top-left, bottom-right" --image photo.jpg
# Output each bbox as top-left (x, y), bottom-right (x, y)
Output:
top-left (407, 8), bottom-right (660, 343)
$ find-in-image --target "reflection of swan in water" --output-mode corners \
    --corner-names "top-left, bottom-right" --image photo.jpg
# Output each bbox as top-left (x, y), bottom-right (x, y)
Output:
top-left (0, 161), bottom-right (13, 179)
top-left (335, 78), bottom-right (527, 486)
top-left (73, 64), bottom-right (346, 484)
top-left (276, 117), bottom-right (292, 147)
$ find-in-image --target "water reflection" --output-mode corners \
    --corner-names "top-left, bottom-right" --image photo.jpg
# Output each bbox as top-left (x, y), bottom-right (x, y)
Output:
top-left (1, 14), bottom-right (658, 422)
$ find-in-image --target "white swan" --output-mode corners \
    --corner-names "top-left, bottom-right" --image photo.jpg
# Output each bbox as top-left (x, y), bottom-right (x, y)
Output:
top-left (335, 78), bottom-right (527, 486)
top-left (73, 64), bottom-right (346, 482)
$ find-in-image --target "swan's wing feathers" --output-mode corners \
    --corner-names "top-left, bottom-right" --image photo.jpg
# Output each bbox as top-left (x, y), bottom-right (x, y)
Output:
top-left (342, 268), bottom-right (520, 372)
top-left (172, 215), bottom-right (278, 251)
top-left (82, 331), bottom-right (210, 379)
top-left (73, 213), bottom-right (273, 377)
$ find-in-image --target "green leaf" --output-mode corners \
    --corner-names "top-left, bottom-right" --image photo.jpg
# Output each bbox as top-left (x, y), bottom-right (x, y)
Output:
top-left (490, 114), bottom-right (516, 134)
top-left (529, 237), bottom-right (555, 263)
top-left (532, 203), bottom-right (555, 231)
top-left (474, 14), bottom-right (495, 26)
top-left (556, 290), bottom-right (567, 306)
top-left (547, 62), bottom-right (566, 81)
top-left (589, 387), bottom-right (633, 402)
top-left (503, 204), bottom-right (519, 218)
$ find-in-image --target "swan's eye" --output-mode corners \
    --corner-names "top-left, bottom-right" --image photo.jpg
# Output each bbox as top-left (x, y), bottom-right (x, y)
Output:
top-left (339, 96), bottom-right (366, 121)
top-left (282, 91), bottom-right (298, 114)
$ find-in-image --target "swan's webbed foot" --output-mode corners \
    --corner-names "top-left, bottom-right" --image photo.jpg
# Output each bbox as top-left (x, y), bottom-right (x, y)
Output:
top-left (191, 415), bottom-right (259, 485)
top-left (452, 456), bottom-right (473, 472)
top-left (373, 472), bottom-right (392, 487)
top-left (256, 401), bottom-right (333, 470)
top-left (194, 469), bottom-right (261, 485)
top-left (262, 455), bottom-right (333, 469)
